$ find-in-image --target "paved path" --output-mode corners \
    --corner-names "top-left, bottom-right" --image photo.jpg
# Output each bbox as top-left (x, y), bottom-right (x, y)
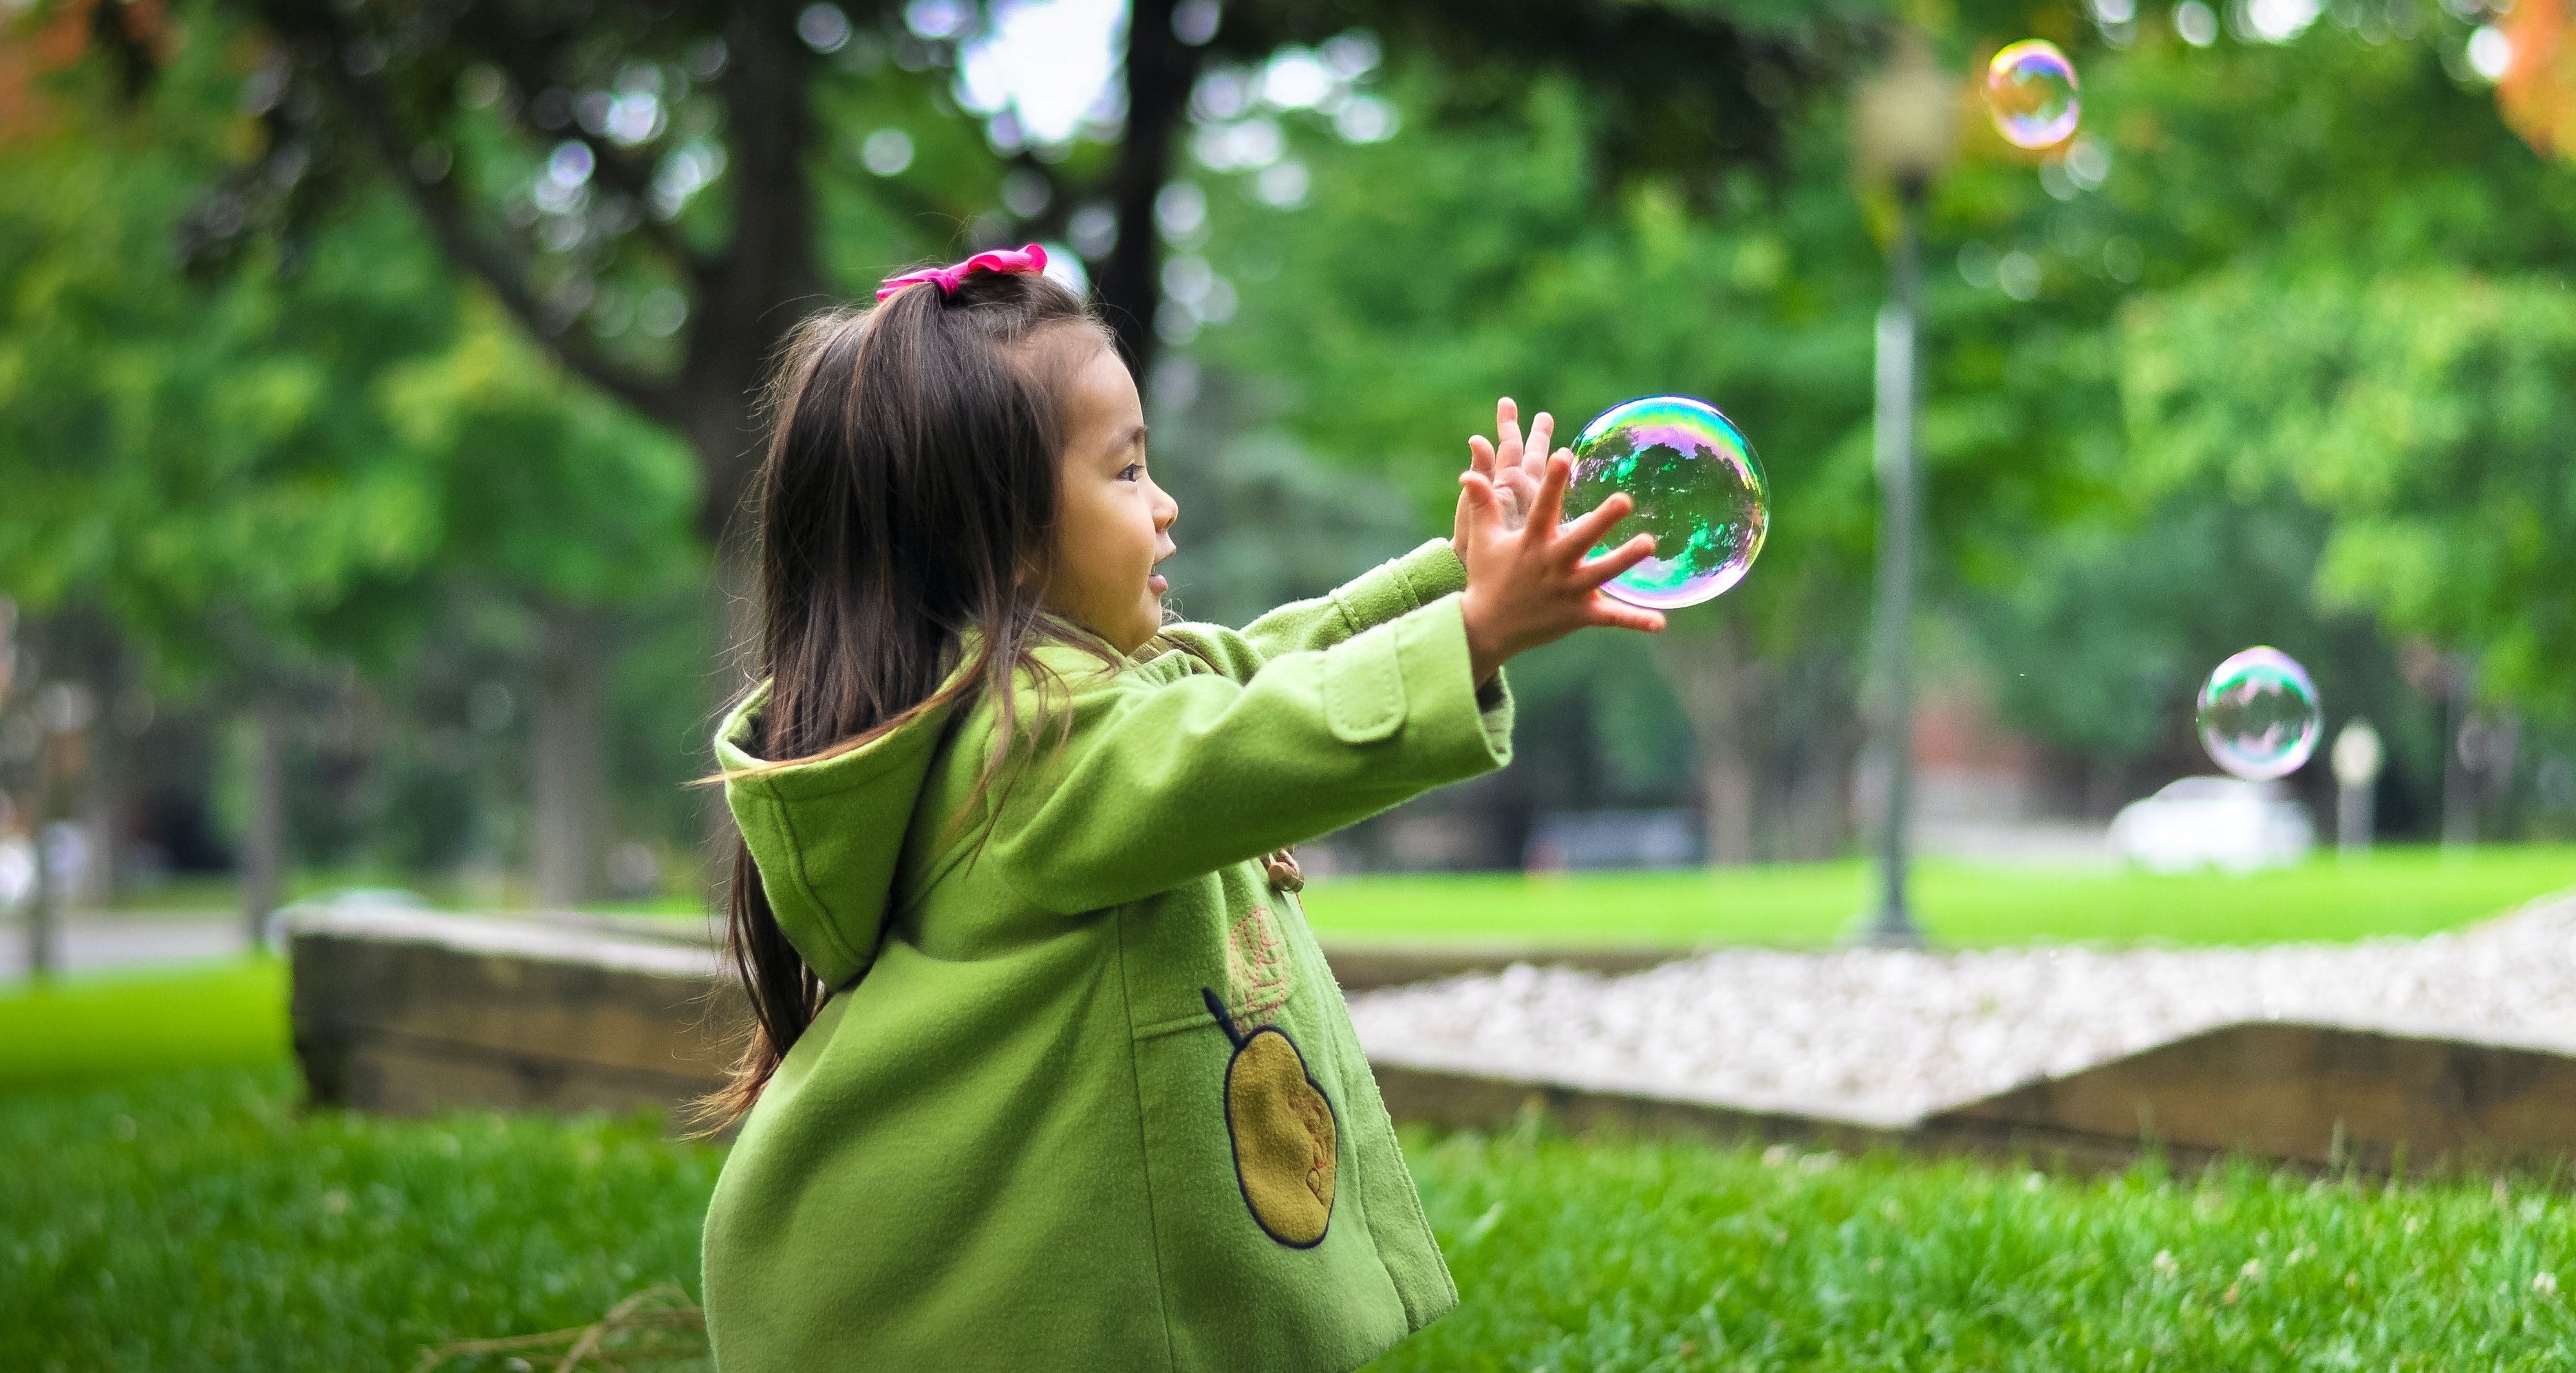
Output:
top-left (0, 912), bottom-right (250, 982)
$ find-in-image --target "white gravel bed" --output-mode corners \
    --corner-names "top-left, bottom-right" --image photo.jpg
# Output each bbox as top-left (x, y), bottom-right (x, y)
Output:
top-left (1346, 893), bottom-right (2576, 1129)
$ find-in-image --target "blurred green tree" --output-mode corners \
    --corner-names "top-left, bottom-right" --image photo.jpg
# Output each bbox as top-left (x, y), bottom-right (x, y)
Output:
top-left (1, 0), bottom-right (1871, 898)
top-left (1187, 68), bottom-right (1885, 859)
top-left (186, 0), bottom-right (1854, 563)
top-left (2124, 269), bottom-right (2576, 720)
top-left (1913, 3), bottom-right (2576, 817)
top-left (1173, 0), bottom-right (2576, 855)
top-left (0, 5), bottom-right (697, 913)
top-left (10, 0), bottom-right (1871, 885)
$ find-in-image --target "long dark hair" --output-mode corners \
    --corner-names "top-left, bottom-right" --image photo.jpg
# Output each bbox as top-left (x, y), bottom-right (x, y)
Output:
top-left (696, 268), bottom-right (1111, 1130)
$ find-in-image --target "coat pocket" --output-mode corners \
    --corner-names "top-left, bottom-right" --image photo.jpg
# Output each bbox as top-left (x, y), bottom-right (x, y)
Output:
top-left (1322, 625), bottom-right (1406, 744)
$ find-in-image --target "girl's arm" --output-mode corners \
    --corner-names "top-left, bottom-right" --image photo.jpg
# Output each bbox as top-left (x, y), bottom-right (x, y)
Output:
top-left (985, 594), bottom-right (1508, 914)
top-left (1155, 538), bottom-right (1465, 682)
top-left (988, 444), bottom-right (1658, 915)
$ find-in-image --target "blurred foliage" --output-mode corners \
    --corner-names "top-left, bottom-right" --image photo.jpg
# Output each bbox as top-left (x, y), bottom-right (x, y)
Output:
top-left (1924, 6), bottom-right (2576, 756)
top-left (0, 7), bottom-right (698, 677)
top-left (1180, 63), bottom-right (1886, 847)
top-left (0, 3), bottom-right (709, 878)
top-left (1196, 69), bottom-right (1881, 639)
top-left (0, 45), bottom-right (453, 678)
top-left (2126, 269), bottom-right (2576, 720)
top-left (8, 0), bottom-right (2576, 879)
top-left (1163, 0), bottom-right (2576, 839)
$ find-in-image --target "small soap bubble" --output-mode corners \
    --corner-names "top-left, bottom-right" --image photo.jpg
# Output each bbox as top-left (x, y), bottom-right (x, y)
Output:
top-left (1563, 395), bottom-right (1768, 610)
top-left (1986, 39), bottom-right (2080, 150)
top-left (2197, 647), bottom-right (2321, 781)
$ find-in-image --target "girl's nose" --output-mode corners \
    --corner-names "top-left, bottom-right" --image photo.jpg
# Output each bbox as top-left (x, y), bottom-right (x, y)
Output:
top-left (1150, 477), bottom-right (1179, 532)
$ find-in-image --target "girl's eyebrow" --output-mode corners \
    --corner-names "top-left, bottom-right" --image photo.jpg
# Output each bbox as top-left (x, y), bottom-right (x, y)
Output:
top-left (1117, 423), bottom-right (1148, 455)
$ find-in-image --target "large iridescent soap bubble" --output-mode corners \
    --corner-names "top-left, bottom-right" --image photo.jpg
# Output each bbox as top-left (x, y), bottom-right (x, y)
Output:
top-left (1986, 39), bottom-right (2080, 150)
top-left (2197, 647), bottom-right (2321, 781)
top-left (1562, 395), bottom-right (1768, 610)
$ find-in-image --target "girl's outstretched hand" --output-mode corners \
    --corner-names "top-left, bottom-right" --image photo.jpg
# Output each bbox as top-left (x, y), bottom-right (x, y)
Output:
top-left (1457, 449), bottom-right (1665, 686)
top-left (1453, 398), bottom-right (1552, 567)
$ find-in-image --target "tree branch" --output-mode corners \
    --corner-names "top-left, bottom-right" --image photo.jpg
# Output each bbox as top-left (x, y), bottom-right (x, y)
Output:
top-left (485, 50), bottom-right (706, 273)
top-left (1098, 0), bottom-right (1199, 387)
top-left (312, 45), bottom-right (681, 426)
top-left (672, 0), bottom-right (824, 541)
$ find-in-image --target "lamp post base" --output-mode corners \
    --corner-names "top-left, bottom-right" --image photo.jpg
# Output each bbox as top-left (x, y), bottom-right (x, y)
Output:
top-left (1847, 907), bottom-right (1929, 949)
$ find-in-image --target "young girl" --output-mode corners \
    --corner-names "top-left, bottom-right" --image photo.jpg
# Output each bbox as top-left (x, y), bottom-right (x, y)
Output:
top-left (700, 245), bottom-right (1664, 1372)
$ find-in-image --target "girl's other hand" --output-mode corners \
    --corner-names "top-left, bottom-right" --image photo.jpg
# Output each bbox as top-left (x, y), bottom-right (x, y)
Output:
top-left (1452, 398), bottom-right (1552, 567)
top-left (1457, 449), bottom-right (1664, 686)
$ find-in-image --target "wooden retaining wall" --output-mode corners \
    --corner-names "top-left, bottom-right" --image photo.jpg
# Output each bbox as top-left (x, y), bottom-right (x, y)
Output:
top-left (281, 908), bottom-right (1688, 1119)
top-left (286, 908), bottom-right (2576, 1178)
top-left (288, 907), bottom-right (740, 1120)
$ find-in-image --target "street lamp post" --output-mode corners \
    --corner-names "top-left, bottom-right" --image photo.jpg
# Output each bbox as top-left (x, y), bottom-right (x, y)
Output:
top-left (1851, 32), bottom-right (1955, 947)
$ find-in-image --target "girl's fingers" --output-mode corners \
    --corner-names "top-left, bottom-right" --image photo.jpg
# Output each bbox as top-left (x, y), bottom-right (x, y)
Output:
top-left (1496, 398), bottom-right (1523, 465)
top-left (1561, 490), bottom-right (1635, 551)
top-left (1527, 452), bottom-right (1573, 537)
top-left (1585, 596), bottom-right (1667, 634)
top-left (1457, 469), bottom-right (1500, 526)
top-left (1468, 434), bottom-right (1497, 480)
top-left (1578, 532), bottom-right (1660, 585)
top-left (1525, 413), bottom-right (1556, 475)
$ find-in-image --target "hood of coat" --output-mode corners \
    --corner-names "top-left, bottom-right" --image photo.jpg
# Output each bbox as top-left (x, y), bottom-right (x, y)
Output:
top-left (713, 638), bottom-right (1125, 988)
top-left (714, 679), bottom-right (964, 988)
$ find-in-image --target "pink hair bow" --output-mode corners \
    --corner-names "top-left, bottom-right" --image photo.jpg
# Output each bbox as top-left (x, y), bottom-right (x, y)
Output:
top-left (875, 243), bottom-right (1050, 301)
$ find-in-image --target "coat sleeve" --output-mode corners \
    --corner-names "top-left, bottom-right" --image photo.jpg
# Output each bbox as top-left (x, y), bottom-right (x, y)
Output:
top-left (1156, 538), bottom-right (1468, 684)
top-left (984, 594), bottom-right (1511, 914)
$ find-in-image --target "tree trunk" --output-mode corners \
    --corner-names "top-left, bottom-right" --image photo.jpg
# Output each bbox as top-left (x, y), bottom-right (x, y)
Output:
top-left (1099, 0), bottom-right (1201, 385)
top-left (530, 605), bottom-right (608, 909)
top-left (682, 0), bottom-right (822, 550)
top-left (1655, 617), bottom-right (1761, 865)
top-left (672, 0), bottom-right (817, 907)
top-left (241, 701), bottom-right (285, 947)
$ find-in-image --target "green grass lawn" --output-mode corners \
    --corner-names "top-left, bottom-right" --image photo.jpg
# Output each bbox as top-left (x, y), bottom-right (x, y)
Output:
top-left (9, 1068), bottom-right (2576, 1370)
top-left (1, 1068), bottom-right (720, 1372)
top-left (100, 845), bottom-right (2576, 947)
top-left (1384, 1124), bottom-right (2576, 1371)
top-left (16, 850), bottom-right (2575, 1365)
top-left (1296, 845), bottom-right (2576, 948)
top-left (0, 959), bottom-right (288, 1092)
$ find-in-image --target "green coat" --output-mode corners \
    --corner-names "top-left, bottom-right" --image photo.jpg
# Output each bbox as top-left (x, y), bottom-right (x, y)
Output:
top-left (703, 539), bottom-right (1512, 1372)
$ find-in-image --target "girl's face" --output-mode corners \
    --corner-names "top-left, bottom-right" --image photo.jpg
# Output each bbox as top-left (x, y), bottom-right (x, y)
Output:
top-left (1044, 338), bottom-right (1177, 654)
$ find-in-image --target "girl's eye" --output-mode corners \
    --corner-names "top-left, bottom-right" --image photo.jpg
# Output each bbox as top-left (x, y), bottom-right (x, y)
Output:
top-left (1119, 464), bottom-right (1144, 482)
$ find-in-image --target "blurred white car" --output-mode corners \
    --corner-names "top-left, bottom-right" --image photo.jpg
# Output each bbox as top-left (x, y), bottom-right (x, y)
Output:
top-left (2111, 776), bottom-right (2315, 874)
